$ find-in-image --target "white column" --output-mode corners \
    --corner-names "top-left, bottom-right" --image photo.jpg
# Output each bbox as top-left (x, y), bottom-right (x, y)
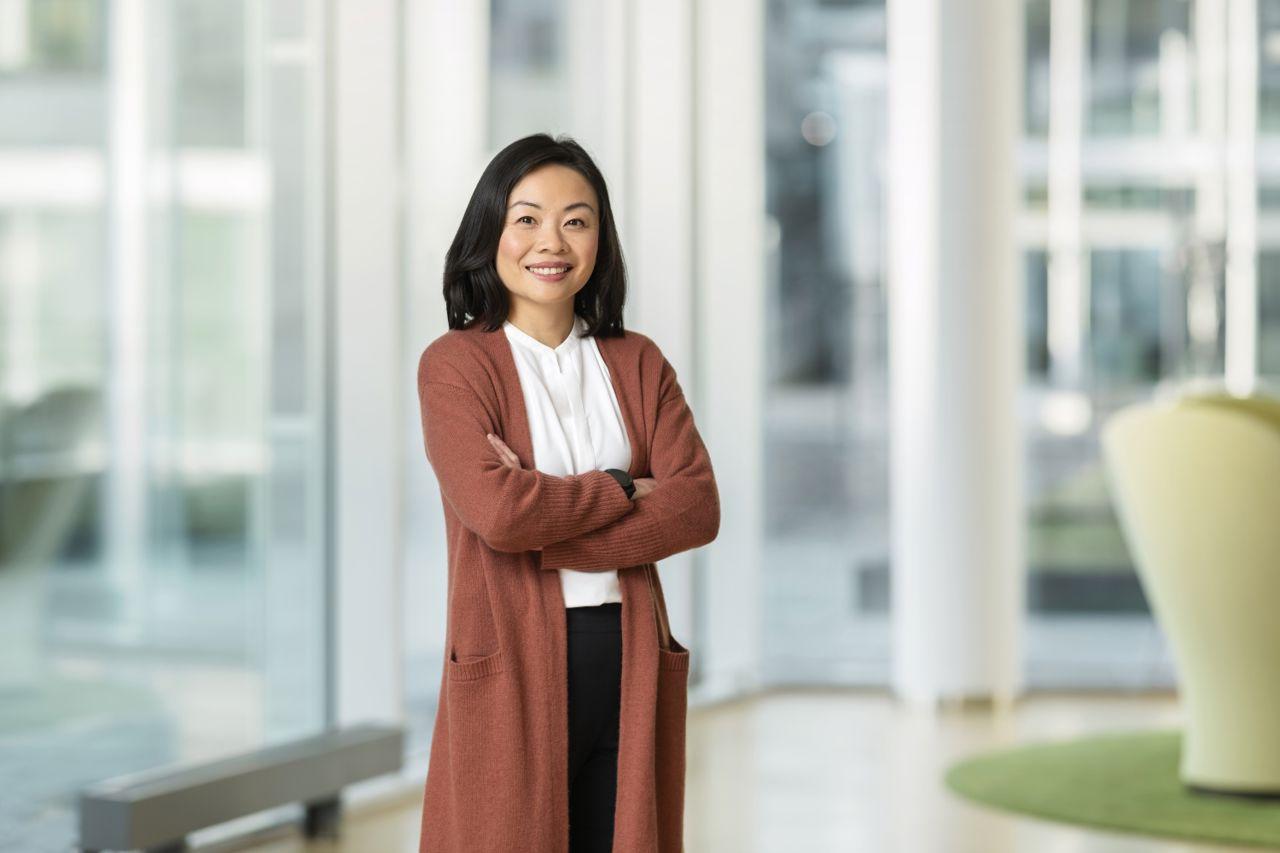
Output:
top-left (886, 0), bottom-right (1023, 706)
top-left (333, 0), bottom-right (402, 726)
top-left (1047, 0), bottom-right (1087, 389)
top-left (106, 0), bottom-right (148, 642)
top-left (404, 0), bottom-right (489, 350)
top-left (1195, 0), bottom-right (1226, 244)
top-left (1225, 0), bottom-right (1259, 394)
top-left (401, 0), bottom-right (490, 719)
top-left (259, 0), bottom-right (330, 740)
top-left (623, 0), bottom-right (698, 650)
top-left (1191, 0), bottom-right (1228, 372)
top-left (692, 0), bottom-right (766, 698)
top-left (566, 0), bottom-right (629, 214)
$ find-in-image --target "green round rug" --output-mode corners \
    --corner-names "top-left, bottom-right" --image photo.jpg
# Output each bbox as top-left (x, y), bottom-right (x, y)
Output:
top-left (945, 729), bottom-right (1280, 849)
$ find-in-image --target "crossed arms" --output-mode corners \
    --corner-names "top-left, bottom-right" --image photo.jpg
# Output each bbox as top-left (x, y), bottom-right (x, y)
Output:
top-left (418, 346), bottom-right (720, 570)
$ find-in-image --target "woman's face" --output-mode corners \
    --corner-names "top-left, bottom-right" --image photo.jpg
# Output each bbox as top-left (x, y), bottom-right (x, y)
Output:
top-left (495, 164), bottom-right (600, 318)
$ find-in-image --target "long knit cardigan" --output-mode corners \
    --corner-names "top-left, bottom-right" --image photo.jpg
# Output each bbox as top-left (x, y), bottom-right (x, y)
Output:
top-left (415, 320), bottom-right (720, 853)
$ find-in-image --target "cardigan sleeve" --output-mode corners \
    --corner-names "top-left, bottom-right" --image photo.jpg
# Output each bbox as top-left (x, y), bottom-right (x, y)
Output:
top-left (418, 349), bottom-right (635, 553)
top-left (538, 349), bottom-right (720, 570)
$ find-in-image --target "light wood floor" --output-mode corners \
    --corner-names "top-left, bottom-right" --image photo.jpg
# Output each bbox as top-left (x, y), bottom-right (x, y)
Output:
top-left (227, 689), bottom-right (1263, 852)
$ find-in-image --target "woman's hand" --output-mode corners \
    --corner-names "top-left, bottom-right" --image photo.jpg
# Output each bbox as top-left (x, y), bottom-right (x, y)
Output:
top-left (632, 477), bottom-right (657, 499)
top-left (486, 433), bottom-right (522, 470)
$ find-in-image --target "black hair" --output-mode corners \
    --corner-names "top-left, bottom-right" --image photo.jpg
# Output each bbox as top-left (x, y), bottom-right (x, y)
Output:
top-left (442, 133), bottom-right (627, 336)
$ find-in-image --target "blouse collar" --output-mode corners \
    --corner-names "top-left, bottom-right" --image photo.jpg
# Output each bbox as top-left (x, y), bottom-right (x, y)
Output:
top-left (502, 313), bottom-right (588, 358)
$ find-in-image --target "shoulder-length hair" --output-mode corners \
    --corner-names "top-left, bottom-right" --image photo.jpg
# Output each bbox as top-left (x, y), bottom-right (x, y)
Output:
top-left (443, 133), bottom-right (627, 336)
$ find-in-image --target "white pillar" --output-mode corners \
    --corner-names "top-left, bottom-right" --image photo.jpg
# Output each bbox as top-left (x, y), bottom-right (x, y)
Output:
top-left (566, 0), bottom-right (628, 209)
top-left (333, 0), bottom-right (402, 726)
top-left (106, 0), bottom-right (148, 643)
top-left (886, 0), bottom-right (1023, 706)
top-left (620, 0), bottom-right (699, 659)
top-left (1225, 0), bottom-right (1259, 394)
top-left (259, 0), bottom-right (330, 739)
top-left (692, 0), bottom-right (765, 698)
top-left (1191, 0), bottom-right (1228, 373)
top-left (1047, 0), bottom-right (1087, 389)
top-left (1195, 0), bottom-right (1226, 244)
top-left (401, 0), bottom-right (490, 724)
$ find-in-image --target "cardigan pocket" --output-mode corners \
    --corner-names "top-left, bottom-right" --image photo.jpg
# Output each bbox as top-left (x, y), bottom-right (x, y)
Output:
top-left (446, 646), bottom-right (506, 682)
top-left (440, 646), bottom-right (527, 850)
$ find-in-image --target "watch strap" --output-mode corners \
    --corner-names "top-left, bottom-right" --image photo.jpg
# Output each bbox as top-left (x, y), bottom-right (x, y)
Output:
top-left (603, 468), bottom-right (635, 499)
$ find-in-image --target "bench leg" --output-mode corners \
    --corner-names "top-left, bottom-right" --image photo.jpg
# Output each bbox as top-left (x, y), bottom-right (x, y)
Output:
top-left (304, 795), bottom-right (342, 839)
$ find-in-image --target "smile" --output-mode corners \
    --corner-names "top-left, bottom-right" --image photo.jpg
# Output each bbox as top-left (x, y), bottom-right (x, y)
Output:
top-left (526, 265), bottom-right (572, 281)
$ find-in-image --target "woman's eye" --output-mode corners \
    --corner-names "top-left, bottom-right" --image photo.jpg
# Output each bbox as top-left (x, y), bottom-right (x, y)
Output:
top-left (514, 214), bottom-right (586, 227)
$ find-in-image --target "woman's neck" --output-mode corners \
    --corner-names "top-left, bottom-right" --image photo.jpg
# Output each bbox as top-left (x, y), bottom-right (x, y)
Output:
top-left (506, 309), bottom-right (577, 349)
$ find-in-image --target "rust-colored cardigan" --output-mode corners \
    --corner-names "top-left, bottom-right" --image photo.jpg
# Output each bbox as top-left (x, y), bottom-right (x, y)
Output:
top-left (415, 320), bottom-right (720, 853)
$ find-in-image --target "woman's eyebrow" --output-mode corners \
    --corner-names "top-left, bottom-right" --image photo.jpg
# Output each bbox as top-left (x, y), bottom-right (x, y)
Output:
top-left (508, 200), bottom-right (597, 214)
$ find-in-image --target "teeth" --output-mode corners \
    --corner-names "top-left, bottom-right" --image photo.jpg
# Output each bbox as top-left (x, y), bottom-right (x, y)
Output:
top-left (529, 266), bottom-right (569, 274)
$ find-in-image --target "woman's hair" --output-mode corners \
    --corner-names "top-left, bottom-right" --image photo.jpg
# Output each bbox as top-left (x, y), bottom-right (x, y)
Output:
top-left (443, 133), bottom-right (627, 336)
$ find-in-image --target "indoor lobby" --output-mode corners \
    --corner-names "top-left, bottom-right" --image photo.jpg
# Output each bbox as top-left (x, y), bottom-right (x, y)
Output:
top-left (3, 0), bottom-right (1280, 851)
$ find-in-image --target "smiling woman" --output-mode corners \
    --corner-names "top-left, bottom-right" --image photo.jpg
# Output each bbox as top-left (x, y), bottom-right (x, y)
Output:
top-left (420, 133), bottom-right (720, 852)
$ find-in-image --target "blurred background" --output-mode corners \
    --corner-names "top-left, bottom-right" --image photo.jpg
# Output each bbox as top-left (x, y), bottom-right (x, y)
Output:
top-left (2, 0), bottom-right (1278, 850)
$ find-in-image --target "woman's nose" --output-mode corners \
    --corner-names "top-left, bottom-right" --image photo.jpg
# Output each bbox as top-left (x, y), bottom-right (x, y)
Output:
top-left (537, 225), bottom-right (568, 251)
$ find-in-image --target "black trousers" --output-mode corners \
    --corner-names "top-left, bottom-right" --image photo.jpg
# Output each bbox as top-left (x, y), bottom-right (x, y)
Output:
top-left (566, 602), bottom-right (622, 853)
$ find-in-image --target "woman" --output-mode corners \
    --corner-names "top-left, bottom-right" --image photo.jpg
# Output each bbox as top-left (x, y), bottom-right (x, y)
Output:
top-left (416, 133), bottom-right (720, 853)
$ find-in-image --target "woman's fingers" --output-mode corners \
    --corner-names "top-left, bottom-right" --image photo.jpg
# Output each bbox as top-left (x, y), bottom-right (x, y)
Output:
top-left (486, 433), bottom-right (521, 469)
top-left (632, 476), bottom-right (658, 499)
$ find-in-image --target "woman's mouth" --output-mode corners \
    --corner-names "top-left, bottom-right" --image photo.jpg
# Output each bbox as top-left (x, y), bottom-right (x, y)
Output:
top-left (526, 264), bottom-right (572, 282)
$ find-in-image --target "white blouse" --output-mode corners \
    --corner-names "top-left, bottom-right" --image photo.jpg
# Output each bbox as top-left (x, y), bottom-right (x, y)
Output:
top-left (502, 313), bottom-right (632, 607)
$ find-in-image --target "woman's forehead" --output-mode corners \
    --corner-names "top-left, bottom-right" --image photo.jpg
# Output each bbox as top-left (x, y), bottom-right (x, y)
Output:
top-left (509, 165), bottom-right (596, 205)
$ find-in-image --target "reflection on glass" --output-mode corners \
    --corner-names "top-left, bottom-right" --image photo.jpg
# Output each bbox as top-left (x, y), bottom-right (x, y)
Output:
top-left (763, 0), bottom-right (889, 686)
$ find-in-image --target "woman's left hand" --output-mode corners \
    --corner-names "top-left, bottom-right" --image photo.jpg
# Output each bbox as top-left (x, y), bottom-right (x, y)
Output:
top-left (486, 433), bottom-right (522, 470)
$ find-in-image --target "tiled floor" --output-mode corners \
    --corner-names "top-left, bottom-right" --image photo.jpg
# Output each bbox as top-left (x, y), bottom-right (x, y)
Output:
top-left (230, 689), bottom-right (1263, 853)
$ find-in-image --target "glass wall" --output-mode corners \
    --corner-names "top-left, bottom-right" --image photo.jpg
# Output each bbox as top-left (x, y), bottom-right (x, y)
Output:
top-left (763, 0), bottom-right (891, 685)
top-left (1021, 0), bottom-right (1272, 687)
top-left (764, 0), bottom-right (1277, 689)
top-left (0, 1), bottom-right (330, 849)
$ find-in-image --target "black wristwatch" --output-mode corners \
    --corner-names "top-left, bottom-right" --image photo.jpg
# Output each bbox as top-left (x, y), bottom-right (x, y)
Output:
top-left (603, 468), bottom-right (635, 499)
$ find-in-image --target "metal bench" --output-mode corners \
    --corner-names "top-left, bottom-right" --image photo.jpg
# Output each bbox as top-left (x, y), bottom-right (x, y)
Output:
top-left (77, 723), bottom-right (404, 852)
